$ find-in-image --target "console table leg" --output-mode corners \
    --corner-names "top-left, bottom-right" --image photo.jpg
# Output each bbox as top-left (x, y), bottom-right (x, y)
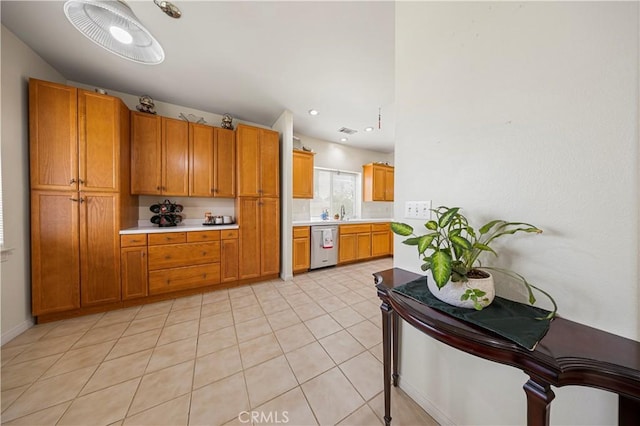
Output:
top-left (618, 395), bottom-right (640, 426)
top-left (392, 310), bottom-right (399, 387)
top-left (381, 301), bottom-right (393, 426)
top-left (523, 378), bottom-right (555, 426)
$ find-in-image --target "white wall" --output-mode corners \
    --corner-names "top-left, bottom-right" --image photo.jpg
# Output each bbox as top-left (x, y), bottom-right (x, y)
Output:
top-left (291, 133), bottom-right (394, 221)
top-left (394, 2), bottom-right (638, 425)
top-left (273, 110), bottom-right (294, 280)
top-left (1, 26), bottom-right (67, 342)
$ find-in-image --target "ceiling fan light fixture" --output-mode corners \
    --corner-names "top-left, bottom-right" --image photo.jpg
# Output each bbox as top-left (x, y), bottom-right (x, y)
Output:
top-left (64, 0), bottom-right (165, 64)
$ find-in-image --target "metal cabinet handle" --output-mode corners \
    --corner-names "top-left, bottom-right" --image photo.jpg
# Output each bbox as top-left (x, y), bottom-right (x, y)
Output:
top-left (70, 178), bottom-right (76, 185)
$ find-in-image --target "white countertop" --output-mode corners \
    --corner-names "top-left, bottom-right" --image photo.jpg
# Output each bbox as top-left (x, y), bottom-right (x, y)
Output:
top-left (120, 223), bottom-right (239, 234)
top-left (292, 218), bottom-right (394, 226)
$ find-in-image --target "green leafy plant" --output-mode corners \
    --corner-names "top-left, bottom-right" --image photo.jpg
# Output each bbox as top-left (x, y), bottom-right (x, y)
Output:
top-left (391, 206), bottom-right (556, 318)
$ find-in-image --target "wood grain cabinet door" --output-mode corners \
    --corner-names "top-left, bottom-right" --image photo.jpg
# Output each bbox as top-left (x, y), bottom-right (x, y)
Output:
top-left (260, 197), bottom-right (280, 276)
top-left (214, 127), bottom-right (236, 198)
top-left (221, 237), bottom-right (239, 282)
top-left (121, 246), bottom-right (148, 300)
top-left (29, 79), bottom-right (78, 191)
top-left (79, 192), bottom-right (121, 306)
top-left (293, 151), bottom-right (314, 199)
top-left (189, 122), bottom-right (215, 197)
top-left (260, 129), bottom-right (280, 198)
top-left (236, 125), bottom-right (261, 197)
top-left (385, 168), bottom-right (394, 201)
top-left (78, 90), bottom-right (120, 192)
top-left (131, 111), bottom-right (161, 194)
top-left (356, 232), bottom-right (372, 260)
top-left (371, 230), bottom-right (391, 257)
top-left (238, 197), bottom-right (261, 279)
top-left (162, 117), bottom-right (189, 196)
top-left (31, 191), bottom-right (80, 315)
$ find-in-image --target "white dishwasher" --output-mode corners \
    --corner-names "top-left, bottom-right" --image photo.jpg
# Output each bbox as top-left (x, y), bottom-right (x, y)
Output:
top-left (310, 225), bottom-right (339, 270)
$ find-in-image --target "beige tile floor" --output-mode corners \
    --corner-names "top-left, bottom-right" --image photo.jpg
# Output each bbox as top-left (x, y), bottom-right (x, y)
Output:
top-left (1, 258), bottom-right (438, 426)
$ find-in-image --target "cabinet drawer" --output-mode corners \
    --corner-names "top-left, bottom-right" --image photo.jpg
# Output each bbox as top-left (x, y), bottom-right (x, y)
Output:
top-left (121, 234), bottom-right (147, 247)
top-left (221, 229), bottom-right (239, 240)
top-left (148, 232), bottom-right (187, 245)
top-left (339, 224), bottom-right (371, 234)
top-left (148, 242), bottom-right (220, 270)
top-left (187, 230), bottom-right (220, 242)
top-left (149, 263), bottom-right (220, 295)
top-left (293, 226), bottom-right (310, 239)
top-left (371, 223), bottom-right (390, 232)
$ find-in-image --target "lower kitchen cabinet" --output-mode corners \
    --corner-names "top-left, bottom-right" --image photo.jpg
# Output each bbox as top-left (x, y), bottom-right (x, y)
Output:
top-left (371, 223), bottom-right (392, 257)
top-left (338, 222), bottom-right (392, 265)
top-left (238, 197), bottom-right (280, 279)
top-left (338, 224), bottom-right (371, 264)
top-left (221, 229), bottom-right (239, 282)
top-left (292, 226), bottom-right (310, 273)
top-left (147, 231), bottom-right (221, 294)
top-left (120, 234), bottom-right (148, 300)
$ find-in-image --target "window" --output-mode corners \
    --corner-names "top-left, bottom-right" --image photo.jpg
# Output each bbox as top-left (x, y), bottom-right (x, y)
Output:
top-left (310, 168), bottom-right (360, 219)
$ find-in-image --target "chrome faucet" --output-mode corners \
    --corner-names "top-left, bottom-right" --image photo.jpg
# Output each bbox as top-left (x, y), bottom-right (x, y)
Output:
top-left (340, 205), bottom-right (346, 220)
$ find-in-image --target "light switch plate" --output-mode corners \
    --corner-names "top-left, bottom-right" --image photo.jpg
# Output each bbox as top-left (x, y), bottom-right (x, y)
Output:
top-left (404, 201), bottom-right (431, 219)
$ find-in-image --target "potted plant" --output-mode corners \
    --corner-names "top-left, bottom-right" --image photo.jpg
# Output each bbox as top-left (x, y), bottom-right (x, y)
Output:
top-left (391, 206), bottom-right (556, 318)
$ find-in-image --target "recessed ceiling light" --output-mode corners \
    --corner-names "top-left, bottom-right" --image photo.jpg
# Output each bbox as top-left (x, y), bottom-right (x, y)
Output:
top-left (308, 109), bottom-right (319, 116)
top-left (340, 137), bottom-right (348, 142)
top-left (364, 127), bottom-right (374, 132)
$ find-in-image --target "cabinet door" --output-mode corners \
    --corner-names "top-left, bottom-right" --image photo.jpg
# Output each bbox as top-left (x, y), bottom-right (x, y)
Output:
top-left (189, 123), bottom-right (215, 197)
top-left (162, 117), bottom-right (189, 196)
top-left (214, 128), bottom-right (236, 198)
top-left (121, 247), bottom-right (148, 300)
top-left (236, 125), bottom-right (260, 197)
top-left (78, 90), bottom-right (120, 192)
top-left (221, 238), bottom-right (239, 282)
top-left (29, 79), bottom-right (78, 191)
top-left (131, 112), bottom-right (161, 194)
top-left (293, 151), bottom-right (314, 199)
top-left (371, 230), bottom-right (390, 257)
top-left (79, 192), bottom-right (121, 306)
top-left (293, 237), bottom-right (310, 272)
top-left (31, 191), bottom-right (80, 315)
top-left (385, 168), bottom-right (394, 201)
top-left (338, 234), bottom-right (357, 264)
top-left (260, 197), bottom-right (280, 276)
top-left (260, 129), bottom-right (280, 198)
top-left (372, 166), bottom-right (387, 201)
top-left (357, 232), bottom-right (371, 260)
top-left (238, 197), bottom-right (261, 279)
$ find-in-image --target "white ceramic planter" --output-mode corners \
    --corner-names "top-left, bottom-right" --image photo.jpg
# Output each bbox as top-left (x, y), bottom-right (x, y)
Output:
top-left (427, 270), bottom-right (495, 309)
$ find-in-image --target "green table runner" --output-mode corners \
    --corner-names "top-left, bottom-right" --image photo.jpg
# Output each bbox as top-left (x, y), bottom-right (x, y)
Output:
top-left (392, 276), bottom-right (552, 351)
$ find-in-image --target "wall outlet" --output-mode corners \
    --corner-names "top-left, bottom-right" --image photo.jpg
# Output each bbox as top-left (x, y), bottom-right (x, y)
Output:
top-left (404, 201), bottom-right (431, 219)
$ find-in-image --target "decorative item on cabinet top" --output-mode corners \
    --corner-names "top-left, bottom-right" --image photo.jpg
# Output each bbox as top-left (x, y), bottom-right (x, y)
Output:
top-left (150, 199), bottom-right (183, 227)
top-left (136, 95), bottom-right (157, 114)
top-left (221, 113), bottom-right (233, 130)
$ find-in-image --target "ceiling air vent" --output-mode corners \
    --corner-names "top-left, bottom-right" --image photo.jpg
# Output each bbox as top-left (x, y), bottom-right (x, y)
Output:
top-left (338, 127), bottom-right (358, 135)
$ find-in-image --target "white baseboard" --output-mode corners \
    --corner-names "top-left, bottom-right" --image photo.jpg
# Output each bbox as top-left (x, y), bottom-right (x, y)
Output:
top-left (398, 377), bottom-right (456, 426)
top-left (1, 319), bottom-right (35, 346)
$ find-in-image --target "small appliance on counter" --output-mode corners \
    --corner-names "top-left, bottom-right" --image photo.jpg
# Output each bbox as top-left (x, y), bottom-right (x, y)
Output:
top-left (149, 199), bottom-right (183, 227)
top-left (203, 212), bottom-right (234, 226)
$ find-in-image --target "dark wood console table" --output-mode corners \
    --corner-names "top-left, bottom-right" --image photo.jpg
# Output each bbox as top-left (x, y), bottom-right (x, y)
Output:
top-left (374, 268), bottom-right (640, 426)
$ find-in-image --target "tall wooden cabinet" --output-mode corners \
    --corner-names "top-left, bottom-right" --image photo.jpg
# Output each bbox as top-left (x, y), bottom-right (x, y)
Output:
top-left (236, 124), bottom-right (280, 280)
top-left (29, 79), bottom-right (136, 317)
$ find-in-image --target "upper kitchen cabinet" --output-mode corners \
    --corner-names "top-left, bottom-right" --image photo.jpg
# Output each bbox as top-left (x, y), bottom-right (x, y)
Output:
top-left (190, 124), bottom-right (236, 198)
top-left (29, 79), bottom-right (124, 192)
top-left (236, 124), bottom-right (280, 197)
top-left (131, 113), bottom-right (189, 196)
top-left (292, 150), bottom-right (314, 199)
top-left (363, 163), bottom-right (394, 201)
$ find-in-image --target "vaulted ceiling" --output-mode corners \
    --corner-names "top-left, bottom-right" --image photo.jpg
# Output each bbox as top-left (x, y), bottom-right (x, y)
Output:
top-left (2, 1), bottom-right (395, 153)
